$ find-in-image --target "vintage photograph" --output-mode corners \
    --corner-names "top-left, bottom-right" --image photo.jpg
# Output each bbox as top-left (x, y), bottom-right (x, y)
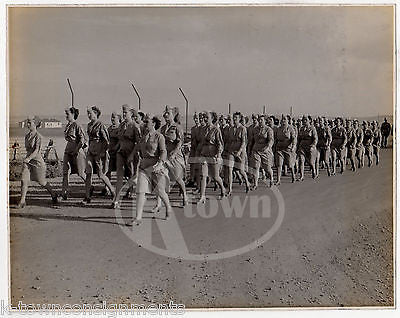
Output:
top-left (6, 4), bottom-right (394, 310)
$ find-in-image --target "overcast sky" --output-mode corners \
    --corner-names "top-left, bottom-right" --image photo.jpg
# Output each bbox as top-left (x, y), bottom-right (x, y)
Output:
top-left (8, 6), bottom-right (393, 118)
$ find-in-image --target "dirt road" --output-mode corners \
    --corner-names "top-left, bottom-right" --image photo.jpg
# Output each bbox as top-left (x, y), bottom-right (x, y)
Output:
top-left (9, 149), bottom-right (393, 308)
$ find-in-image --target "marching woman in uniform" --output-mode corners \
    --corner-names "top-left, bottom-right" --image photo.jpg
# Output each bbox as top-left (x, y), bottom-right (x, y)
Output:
top-left (82, 106), bottom-right (115, 204)
top-left (187, 112), bottom-right (200, 188)
top-left (126, 114), bottom-right (172, 226)
top-left (61, 106), bottom-right (87, 200)
top-left (353, 120), bottom-right (364, 169)
top-left (275, 115), bottom-right (297, 185)
top-left (219, 114), bottom-right (231, 186)
top-left (315, 118), bottom-right (332, 177)
top-left (297, 116), bottom-right (318, 180)
top-left (197, 111), bottom-right (226, 204)
top-left (16, 117), bottom-right (59, 208)
top-left (112, 105), bottom-right (141, 209)
top-left (247, 114), bottom-right (259, 162)
top-left (155, 106), bottom-right (188, 208)
top-left (193, 112), bottom-right (206, 194)
top-left (102, 112), bottom-right (121, 195)
top-left (346, 120), bottom-right (357, 172)
top-left (226, 112), bottom-right (250, 195)
top-left (331, 117), bottom-right (348, 175)
top-left (362, 121), bottom-right (373, 167)
top-left (249, 114), bottom-right (275, 189)
top-left (371, 121), bottom-right (382, 165)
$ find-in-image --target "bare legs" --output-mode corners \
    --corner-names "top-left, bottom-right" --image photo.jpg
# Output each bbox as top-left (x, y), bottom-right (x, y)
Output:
top-left (62, 164), bottom-right (86, 199)
top-left (129, 176), bottom-right (172, 225)
top-left (17, 164), bottom-right (58, 208)
top-left (348, 148), bottom-right (357, 172)
top-left (331, 149), bottom-right (345, 175)
top-left (198, 163), bottom-right (226, 204)
top-left (227, 158), bottom-right (250, 194)
top-left (113, 154), bottom-right (135, 207)
top-left (298, 152), bottom-right (316, 181)
top-left (276, 156), bottom-right (295, 184)
top-left (84, 159), bottom-right (115, 203)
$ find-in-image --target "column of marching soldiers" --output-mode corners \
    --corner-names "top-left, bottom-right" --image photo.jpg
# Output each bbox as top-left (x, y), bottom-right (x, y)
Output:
top-left (15, 104), bottom-right (391, 225)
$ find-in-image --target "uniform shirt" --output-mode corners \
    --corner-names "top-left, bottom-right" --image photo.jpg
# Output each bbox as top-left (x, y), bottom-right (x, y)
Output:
top-left (135, 130), bottom-right (167, 170)
top-left (275, 125), bottom-right (296, 151)
top-left (25, 131), bottom-right (43, 159)
top-left (247, 123), bottom-right (258, 153)
top-left (87, 120), bottom-right (109, 156)
top-left (228, 124), bottom-right (247, 154)
top-left (346, 127), bottom-right (357, 148)
top-left (298, 125), bottom-right (318, 149)
top-left (199, 124), bottom-right (224, 158)
top-left (64, 121), bottom-right (86, 155)
top-left (161, 123), bottom-right (184, 156)
top-left (220, 124), bottom-right (231, 151)
top-left (252, 125), bottom-right (274, 152)
top-left (195, 125), bottom-right (206, 157)
top-left (117, 120), bottom-right (141, 154)
top-left (107, 125), bottom-right (120, 154)
top-left (363, 128), bottom-right (373, 146)
top-left (190, 125), bottom-right (200, 156)
top-left (316, 125), bottom-right (332, 148)
top-left (331, 126), bottom-right (347, 149)
top-left (372, 129), bottom-right (382, 147)
top-left (354, 127), bottom-right (364, 148)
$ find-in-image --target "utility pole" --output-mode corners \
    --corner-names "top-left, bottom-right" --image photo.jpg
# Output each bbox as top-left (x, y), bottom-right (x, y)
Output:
top-left (67, 78), bottom-right (74, 106)
top-left (229, 103), bottom-right (231, 114)
top-left (130, 82), bottom-right (141, 111)
top-left (179, 88), bottom-right (189, 136)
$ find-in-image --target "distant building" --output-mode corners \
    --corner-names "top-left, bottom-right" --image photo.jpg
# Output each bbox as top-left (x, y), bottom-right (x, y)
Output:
top-left (41, 118), bottom-right (62, 129)
top-left (17, 117), bottom-right (62, 129)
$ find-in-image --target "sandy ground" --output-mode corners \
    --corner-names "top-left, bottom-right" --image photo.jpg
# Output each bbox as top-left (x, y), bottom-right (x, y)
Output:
top-left (9, 149), bottom-right (393, 308)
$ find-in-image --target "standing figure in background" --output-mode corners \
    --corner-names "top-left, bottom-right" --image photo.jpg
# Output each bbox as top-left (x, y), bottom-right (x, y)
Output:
top-left (62, 106), bottom-right (87, 200)
top-left (83, 106), bottom-right (115, 204)
top-left (16, 117), bottom-right (59, 208)
top-left (11, 141), bottom-right (20, 161)
top-left (380, 118), bottom-right (391, 148)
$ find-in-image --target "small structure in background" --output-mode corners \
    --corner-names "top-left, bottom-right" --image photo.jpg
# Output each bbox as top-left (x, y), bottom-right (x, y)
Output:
top-left (43, 139), bottom-right (59, 162)
top-left (41, 118), bottom-right (62, 129)
top-left (11, 141), bottom-right (19, 161)
top-left (18, 117), bottom-right (62, 129)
